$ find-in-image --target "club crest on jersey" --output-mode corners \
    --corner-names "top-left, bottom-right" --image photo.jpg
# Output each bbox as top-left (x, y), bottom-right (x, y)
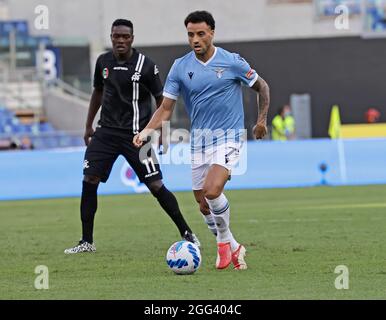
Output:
top-left (188, 72), bottom-right (194, 79)
top-left (102, 68), bottom-right (109, 79)
top-left (213, 67), bottom-right (225, 79)
top-left (131, 71), bottom-right (141, 82)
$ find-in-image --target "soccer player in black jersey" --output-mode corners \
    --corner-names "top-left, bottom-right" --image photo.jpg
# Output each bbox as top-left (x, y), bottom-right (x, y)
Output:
top-left (65, 19), bottom-right (199, 254)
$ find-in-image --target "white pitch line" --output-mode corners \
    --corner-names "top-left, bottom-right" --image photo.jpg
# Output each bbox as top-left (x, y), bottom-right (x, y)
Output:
top-left (247, 216), bottom-right (385, 224)
top-left (248, 217), bottom-right (353, 224)
top-left (298, 203), bottom-right (386, 210)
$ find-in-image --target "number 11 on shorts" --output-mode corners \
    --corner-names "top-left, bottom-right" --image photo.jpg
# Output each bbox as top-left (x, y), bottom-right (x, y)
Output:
top-left (142, 157), bottom-right (156, 173)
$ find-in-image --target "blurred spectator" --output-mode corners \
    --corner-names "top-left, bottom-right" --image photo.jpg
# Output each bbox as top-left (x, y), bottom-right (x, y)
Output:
top-left (283, 104), bottom-right (296, 140)
top-left (19, 136), bottom-right (35, 150)
top-left (271, 104), bottom-right (296, 140)
top-left (365, 108), bottom-right (381, 123)
top-left (0, 136), bottom-right (34, 151)
top-left (0, 138), bottom-right (18, 151)
top-left (0, 139), bottom-right (12, 151)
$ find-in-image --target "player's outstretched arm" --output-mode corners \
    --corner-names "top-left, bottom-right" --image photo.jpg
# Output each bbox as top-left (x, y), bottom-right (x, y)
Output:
top-left (133, 97), bottom-right (176, 147)
top-left (154, 95), bottom-right (167, 154)
top-left (84, 88), bottom-right (103, 145)
top-left (251, 77), bottom-right (270, 139)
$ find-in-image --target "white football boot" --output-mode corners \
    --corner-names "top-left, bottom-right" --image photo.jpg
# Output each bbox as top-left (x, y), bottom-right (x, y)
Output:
top-left (64, 240), bottom-right (96, 254)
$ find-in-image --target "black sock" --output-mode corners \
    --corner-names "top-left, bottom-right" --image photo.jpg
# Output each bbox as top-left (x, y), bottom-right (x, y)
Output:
top-left (80, 181), bottom-right (98, 243)
top-left (152, 185), bottom-right (192, 237)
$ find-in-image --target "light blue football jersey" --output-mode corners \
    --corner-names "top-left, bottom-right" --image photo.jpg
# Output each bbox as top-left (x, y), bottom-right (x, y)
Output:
top-left (163, 47), bottom-right (259, 151)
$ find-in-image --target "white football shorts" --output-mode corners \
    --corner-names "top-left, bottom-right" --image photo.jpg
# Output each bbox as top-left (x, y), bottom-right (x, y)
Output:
top-left (191, 142), bottom-right (241, 190)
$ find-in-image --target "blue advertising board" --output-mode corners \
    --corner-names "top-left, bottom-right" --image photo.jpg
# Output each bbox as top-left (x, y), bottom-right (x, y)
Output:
top-left (0, 138), bottom-right (385, 201)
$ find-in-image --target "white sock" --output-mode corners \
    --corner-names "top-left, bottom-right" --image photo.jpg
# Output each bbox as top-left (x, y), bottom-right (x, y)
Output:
top-left (202, 213), bottom-right (217, 236)
top-left (205, 193), bottom-right (239, 250)
top-left (228, 231), bottom-right (240, 252)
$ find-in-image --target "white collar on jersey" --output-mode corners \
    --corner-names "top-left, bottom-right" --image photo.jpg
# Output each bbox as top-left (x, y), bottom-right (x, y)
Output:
top-left (194, 46), bottom-right (218, 66)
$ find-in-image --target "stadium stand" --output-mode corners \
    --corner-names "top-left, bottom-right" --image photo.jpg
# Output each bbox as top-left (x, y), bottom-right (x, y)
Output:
top-left (0, 105), bottom-right (83, 150)
top-left (0, 15), bottom-right (86, 151)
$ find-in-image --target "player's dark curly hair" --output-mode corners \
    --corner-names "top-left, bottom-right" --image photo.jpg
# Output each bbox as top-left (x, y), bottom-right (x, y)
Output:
top-left (184, 11), bottom-right (215, 30)
top-left (111, 19), bottom-right (133, 33)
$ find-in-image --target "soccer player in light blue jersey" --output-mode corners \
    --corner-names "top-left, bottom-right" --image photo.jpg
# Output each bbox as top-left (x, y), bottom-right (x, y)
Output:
top-left (134, 11), bottom-right (270, 270)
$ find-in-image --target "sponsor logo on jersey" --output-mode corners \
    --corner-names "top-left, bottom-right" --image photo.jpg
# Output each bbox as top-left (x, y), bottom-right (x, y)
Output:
top-left (154, 65), bottom-right (159, 75)
top-left (188, 72), bottom-right (194, 79)
top-left (113, 66), bottom-right (128, 71)
top-left (102, 68), bottom-right (109, 79)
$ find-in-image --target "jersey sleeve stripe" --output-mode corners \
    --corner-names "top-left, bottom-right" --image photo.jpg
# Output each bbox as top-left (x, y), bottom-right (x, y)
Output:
top-left (248, 73), bottom-right (259, 87)
top-left (163, 91), bottom-right (178, 100)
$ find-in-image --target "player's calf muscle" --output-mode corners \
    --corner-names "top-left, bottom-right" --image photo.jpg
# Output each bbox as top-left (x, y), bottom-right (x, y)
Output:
top-left (199, 202), bottom-right (210, 215)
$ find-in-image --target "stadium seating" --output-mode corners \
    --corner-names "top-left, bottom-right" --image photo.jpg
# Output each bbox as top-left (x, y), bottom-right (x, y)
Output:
top-left (0, 81), bottom-right (42, 110)
top-left (0, 105), bottom-right (83, 150)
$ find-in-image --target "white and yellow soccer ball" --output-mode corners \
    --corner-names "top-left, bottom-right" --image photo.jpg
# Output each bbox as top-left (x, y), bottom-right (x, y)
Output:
top-left (166, 240), bottom-right (201, 275)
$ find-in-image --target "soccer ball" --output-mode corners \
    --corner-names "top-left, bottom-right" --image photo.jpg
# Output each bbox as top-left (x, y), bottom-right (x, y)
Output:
top-left (166, 240), bottom-right (201, 275)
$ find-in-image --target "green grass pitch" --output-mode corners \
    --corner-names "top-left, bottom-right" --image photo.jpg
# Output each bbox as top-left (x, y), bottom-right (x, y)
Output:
top-left (0, 185), bottom-right (385, 299)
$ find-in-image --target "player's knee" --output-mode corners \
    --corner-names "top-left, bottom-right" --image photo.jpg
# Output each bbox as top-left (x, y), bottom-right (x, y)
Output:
top-left (147, 180), bottom-right (164, 196)
top-left (203, 186), bottom-right (222, 200)
top-left (83, 175), bottom-right (100, 185)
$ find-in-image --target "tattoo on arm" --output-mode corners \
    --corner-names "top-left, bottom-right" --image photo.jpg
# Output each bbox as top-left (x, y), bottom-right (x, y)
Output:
top-left (252, 77), bottom-right (270, 124)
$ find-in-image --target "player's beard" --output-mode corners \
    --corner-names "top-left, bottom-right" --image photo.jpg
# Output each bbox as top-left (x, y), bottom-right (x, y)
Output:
top-left (194, 44), bottom-right (208, 57)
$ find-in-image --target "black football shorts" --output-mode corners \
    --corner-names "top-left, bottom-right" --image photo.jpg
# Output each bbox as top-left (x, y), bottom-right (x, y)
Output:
top-left (83, 127), bottom-right (162, 183)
